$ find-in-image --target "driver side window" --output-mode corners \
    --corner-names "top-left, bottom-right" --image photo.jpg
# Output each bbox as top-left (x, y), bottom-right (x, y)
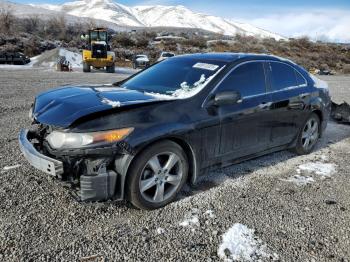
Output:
top-left (218, 62), bottom-right (267, 97)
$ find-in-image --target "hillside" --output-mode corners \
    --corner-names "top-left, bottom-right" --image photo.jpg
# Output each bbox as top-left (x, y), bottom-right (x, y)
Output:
top-left (0, 1), bottom-right (349, 73)
top-left (33, 0), bottom-right (285, 40)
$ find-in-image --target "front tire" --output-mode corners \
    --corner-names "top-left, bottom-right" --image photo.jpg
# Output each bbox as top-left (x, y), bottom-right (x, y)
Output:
top-left (293, 113), bottom-right (320, 155)
top-left (83, 62), bottom-right (91, 72)
top-left (126, 140), bottom-right (188, 210)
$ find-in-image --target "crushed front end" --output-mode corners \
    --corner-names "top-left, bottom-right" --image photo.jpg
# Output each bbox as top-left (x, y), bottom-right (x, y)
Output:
top-left (19, 124), bottom-right (133, 202)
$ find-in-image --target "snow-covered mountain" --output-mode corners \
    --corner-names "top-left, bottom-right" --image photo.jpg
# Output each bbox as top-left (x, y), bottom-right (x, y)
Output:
top-left (37, 0), bottom-right (143, 26)
top-left (35, 0), bottom-right (285, 40)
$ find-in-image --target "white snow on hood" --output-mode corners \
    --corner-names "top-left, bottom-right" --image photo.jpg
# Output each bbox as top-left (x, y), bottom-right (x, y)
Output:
top-left (101, 97), bottom-right (121, 108)
top-left (218, 223), bottom-right (276, 261)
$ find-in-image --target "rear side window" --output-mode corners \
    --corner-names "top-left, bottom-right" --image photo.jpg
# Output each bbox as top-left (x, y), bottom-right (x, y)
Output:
top-left (269, 62), bottom-right (298, 91)
top-left (218, 62), bottom-right (266, 97)
top-left (295, 70), bottom-right (307, 86)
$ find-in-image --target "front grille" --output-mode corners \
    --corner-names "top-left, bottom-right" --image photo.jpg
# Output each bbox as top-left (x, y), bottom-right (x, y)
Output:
top-left (92, 44), bottom-right (107, 59)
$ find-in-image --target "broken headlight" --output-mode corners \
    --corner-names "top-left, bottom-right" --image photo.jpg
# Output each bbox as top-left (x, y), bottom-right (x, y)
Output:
top-left (46, 128), bottom-right (134, 149)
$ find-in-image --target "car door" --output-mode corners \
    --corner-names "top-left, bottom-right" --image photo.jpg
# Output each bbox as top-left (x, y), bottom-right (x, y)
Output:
top-left (267, 61), bottom-right (310, 146)
top-left (214, 61), bottom-right (274, 161)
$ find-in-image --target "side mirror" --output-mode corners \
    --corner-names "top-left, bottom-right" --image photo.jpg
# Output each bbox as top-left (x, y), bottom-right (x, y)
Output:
top-left (212, 91), bottom-right (242, 106)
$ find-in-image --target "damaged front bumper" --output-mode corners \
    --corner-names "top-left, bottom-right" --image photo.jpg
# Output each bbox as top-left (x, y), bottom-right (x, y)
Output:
top-left (19, 129), bottom-right (64, 176)
top-left (18, 128), bottom-right (128, 202)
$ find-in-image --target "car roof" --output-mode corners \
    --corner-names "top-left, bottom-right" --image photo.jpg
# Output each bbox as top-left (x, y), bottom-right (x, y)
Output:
top-left (174, 52), bottom-right (293, 64)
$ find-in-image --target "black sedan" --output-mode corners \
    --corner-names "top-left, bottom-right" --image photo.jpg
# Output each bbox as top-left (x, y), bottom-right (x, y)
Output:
top-left (19, 53), bottom-right (331, 209)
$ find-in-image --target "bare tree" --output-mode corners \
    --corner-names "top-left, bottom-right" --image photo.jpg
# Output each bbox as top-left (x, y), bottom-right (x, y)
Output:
top-left (22, 15), bottom-right (40, 34)
top-left (0, 5), bottom-right (15, 34)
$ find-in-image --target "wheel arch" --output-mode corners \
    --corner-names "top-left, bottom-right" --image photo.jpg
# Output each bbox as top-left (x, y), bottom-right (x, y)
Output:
top-left (166, 137), bottom-right (198, 186)
top-left (312, 109), bottom-right (323, 123)
top-left (114, 136), bottom-right (199, 200)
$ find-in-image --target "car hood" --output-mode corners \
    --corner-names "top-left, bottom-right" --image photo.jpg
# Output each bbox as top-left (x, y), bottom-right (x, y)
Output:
top-left (33, 85), bottom-right (171, 128)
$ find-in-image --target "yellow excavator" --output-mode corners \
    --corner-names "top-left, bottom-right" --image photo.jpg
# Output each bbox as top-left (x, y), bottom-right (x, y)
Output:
top-left (81, 28), bottom-right (116, 73)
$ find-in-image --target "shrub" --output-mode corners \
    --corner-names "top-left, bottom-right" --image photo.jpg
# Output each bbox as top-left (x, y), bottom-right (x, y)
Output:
top-left (343, 64), bottom-right (350, 74)
top-left (112, 33), bottom-right (135, 48)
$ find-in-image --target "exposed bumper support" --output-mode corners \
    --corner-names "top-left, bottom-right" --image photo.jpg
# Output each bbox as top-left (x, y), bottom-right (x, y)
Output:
top-left (18, 129), bottom-right (64, 176)
top-left (80, 168), bottom-right (118, 202)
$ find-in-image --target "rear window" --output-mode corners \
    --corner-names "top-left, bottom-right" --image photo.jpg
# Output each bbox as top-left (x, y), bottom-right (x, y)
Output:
top-left (269, 62), bottom-right (298, 91)
top-left (217, 62), bottom-right (266, 97)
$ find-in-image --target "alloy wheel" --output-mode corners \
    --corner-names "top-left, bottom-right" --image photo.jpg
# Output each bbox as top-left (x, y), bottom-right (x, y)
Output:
top-left (139, 152), bottom-right (183, 203)
top-left (301, 118), bottom-right (319, 150)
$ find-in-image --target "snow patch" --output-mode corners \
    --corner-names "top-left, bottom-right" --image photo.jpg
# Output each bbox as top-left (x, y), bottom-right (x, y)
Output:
top-left (179, 215), bottom-right (200, 228)
top-left (58, 48), bottom-right (82, 68)
top-left (136, 56), bottom-right (149, 62)
top-left (0, 64), bottom-right (33, 69)
top-left (36, 1), bottom-right (285, 40)
top-left (297, 162), bottom-right (336, 178)
top-left (218, 223), bottom-right (274, 261)
top-left (284, 174), bottom-right (315, 186)
top-left (204, 209), bottom-right (215, 219)
top-left (156, 227), bottom-right (165, 234)
top-left (2, 164), bottom-right (21, 171)
top-left (101, 98), bottom-right (121, 108)
top-left (144, 92), bottom-right (177, 100)
top-left (319, 155), bottom-right (329, 161)
top-left (116, 67), bottom-right (140, 75)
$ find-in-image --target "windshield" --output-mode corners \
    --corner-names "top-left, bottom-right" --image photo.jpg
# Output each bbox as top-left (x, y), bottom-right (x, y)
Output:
top-left (121, 58), bottom-right (226, 98)
top-left (90, 31), bottom-right (107, 42)
top-left (163, 53), bottom-right (174, 57)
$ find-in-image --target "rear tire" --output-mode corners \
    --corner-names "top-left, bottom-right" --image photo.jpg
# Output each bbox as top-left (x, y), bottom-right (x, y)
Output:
top-left (106, 65), bottom-right (115, 73)
top-left (126, 140), bottom-right (188, 210)
top-left (83, 62), bottom-right (91, 72)
top-left (293, 113), bottom-right (320, 155)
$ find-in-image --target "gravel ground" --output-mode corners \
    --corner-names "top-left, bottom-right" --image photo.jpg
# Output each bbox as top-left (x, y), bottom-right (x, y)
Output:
top-left (0, 69), bottom-right (350, 261)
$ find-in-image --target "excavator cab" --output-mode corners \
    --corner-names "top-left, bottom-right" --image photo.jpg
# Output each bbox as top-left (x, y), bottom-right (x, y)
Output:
top-left (81, 28), bottom-right (116, 73)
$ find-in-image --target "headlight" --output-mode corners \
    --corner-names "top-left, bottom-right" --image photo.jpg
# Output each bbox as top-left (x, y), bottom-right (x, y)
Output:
top-left (46, 128), bottom-right (134, 149)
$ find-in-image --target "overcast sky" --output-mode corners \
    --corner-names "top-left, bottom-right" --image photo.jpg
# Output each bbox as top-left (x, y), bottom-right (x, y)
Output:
top-left (12, 0), bottom-right (350, 42)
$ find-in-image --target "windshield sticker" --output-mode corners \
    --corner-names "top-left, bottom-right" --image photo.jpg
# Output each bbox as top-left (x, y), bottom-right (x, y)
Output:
top-left (193, 63), bottom-right (219, 71)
